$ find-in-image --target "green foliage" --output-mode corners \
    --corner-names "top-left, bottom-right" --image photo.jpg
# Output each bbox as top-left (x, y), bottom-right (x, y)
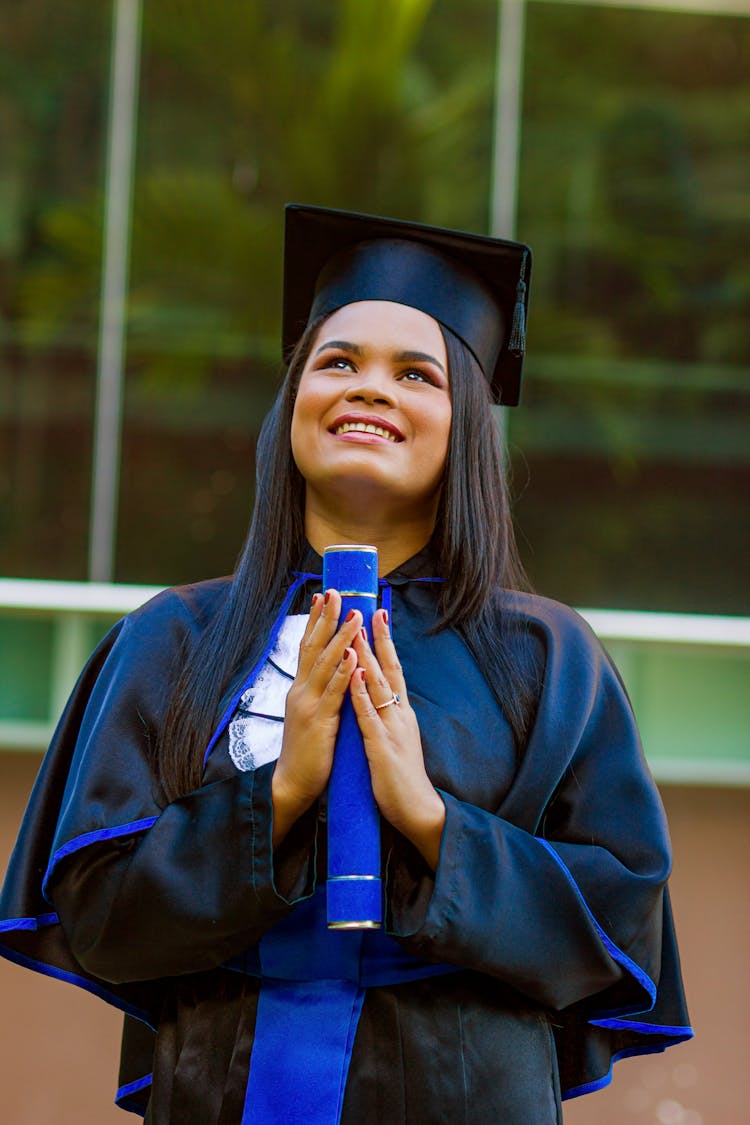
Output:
top-left (2, 0), bottom-right (747, 607)
top-left (3, 0), bottom-right (497, 384)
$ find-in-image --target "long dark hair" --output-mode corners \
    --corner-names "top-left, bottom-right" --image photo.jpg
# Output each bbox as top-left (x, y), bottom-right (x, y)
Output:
top-left (157, 318), bottom-right (537, 801)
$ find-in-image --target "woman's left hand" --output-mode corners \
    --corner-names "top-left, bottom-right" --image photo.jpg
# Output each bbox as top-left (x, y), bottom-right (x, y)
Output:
top-left (350, 609), bottom-right (446, 871)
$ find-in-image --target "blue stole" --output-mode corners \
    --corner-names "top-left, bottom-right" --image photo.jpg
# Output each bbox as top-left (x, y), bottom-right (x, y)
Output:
top-left (239, 889), bottom-right (456, 1124)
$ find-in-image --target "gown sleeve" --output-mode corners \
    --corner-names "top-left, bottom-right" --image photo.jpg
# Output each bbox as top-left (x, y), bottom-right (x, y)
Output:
top-left (0, 585), bottom-right (316, 1016)
top-left (386, 595), bottom-right (692, 1096)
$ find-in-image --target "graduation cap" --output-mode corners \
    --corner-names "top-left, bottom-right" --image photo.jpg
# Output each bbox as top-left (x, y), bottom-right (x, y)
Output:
top-left (283, 204), bottom-right (531, 406)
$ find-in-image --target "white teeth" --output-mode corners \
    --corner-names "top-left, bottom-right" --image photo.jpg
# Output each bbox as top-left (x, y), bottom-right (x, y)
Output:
top-left (335, 421), bottom-right (398, 442)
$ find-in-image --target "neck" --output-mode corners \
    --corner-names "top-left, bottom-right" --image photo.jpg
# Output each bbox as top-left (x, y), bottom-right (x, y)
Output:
top-left (304, 491), bottom-right (438, 576)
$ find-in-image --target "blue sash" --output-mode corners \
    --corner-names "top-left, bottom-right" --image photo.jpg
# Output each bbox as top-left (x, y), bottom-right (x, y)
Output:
top-left (237, 889), bottom-right (457, 1124)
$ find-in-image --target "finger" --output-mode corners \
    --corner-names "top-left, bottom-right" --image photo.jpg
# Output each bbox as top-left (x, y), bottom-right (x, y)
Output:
top-left (301, 591), bottom-right (323, 633)
top-left (317, 645), bottom-right (358, 717)
top-left (369, 609), bottom-right (407, 698)
top-left (300, 592), bottom-right (323, 643)
top-left (298, 590), bottom-right (355, 680)
top-left (310, 588), bottom-right (342, 642)
top-left (352, 630), bottom-right (398, 710)
top-left (309, 591), bottom-right (363, 648)
top-left (349, 667), bottom-right (381, 729)
top-left (371, 610), bottom-right (407, 697)
top-left (296, 590), bottom-right (331, 679)
top-left (306, 603), bottom-right (364, 691)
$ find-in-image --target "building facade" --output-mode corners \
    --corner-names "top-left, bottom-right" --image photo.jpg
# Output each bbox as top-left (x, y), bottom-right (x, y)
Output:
top-left (1, 2), bottom-right (748, 1122)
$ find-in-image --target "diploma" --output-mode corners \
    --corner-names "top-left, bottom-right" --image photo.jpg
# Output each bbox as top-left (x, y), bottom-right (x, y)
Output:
top-left (322, 544), bottom-right (382, 929)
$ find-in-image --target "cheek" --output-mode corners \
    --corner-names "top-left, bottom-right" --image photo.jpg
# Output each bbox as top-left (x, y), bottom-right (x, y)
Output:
top-left (290, 379), bottom-right (317, 452)
top-left (428, 405), bottom-right (452, 467)
top-left (289, 379), bottom-right (336, 485)
top-left (289, 398), bottom-right (312, 474)
top-left (412, 406), bottom-right (452, 489)
top-left (290, 410), bottom-right (311, 473)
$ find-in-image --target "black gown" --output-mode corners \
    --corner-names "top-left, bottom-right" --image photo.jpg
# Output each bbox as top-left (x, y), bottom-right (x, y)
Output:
top-left (0, 546), bottom-right (692, 1123)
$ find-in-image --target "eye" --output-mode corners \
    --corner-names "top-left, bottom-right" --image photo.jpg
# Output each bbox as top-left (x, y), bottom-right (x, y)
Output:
top-left (322, 354), bottom-right (356, 372)
top-left (399, 368), bottom-right (434, 385)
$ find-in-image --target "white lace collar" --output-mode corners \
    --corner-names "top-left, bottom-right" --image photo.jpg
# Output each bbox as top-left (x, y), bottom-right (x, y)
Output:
top-left (228, 614), bottom-right (308, 773)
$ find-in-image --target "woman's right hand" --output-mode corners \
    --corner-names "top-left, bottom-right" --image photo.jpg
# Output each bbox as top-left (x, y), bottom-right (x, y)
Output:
top-left (271, 590), bottom-right (361, 845)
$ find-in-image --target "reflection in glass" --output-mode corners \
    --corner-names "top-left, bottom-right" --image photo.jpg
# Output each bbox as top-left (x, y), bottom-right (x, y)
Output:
top-left (512, 2), bottom-right (750, 612)
top-left (0, 4), bottom-right (110, 578)
top-left (116, 0), bottom-right (498, 584)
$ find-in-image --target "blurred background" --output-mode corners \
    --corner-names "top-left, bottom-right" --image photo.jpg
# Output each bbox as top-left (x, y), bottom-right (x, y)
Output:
top-left (0, 1), bottom-right (748, 1122)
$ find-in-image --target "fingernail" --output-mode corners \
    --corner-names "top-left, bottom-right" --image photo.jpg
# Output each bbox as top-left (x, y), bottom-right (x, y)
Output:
top-left (311, 593), bottom-right (321, 607)
top-left (344, 647), bottom-right (354, 661)
top-left (345, 609), bottom-right (355, 622)
top-left (382, 609), bottom-right (389, 626)
top-left (361, 627), bottom-right (368, 645)
top-left (324, 591), bottom-right (331, 606)
top-left (359, 668), bottom-right (366, 683)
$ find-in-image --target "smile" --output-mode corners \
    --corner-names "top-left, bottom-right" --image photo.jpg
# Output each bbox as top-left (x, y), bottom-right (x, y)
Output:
top-left (333, 421), bottom-right (400, 442)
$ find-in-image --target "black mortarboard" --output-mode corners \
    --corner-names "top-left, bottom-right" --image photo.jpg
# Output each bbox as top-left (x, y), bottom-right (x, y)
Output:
top-left (282, 204), bottom-right (531, 406)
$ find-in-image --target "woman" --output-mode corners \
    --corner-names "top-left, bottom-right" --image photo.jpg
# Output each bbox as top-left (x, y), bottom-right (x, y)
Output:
top-left (0, 205), bottom-right (691, 1123)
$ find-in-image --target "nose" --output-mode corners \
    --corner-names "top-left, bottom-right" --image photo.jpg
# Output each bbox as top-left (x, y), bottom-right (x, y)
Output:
top-left (343, 368), bottom-right (395, 408)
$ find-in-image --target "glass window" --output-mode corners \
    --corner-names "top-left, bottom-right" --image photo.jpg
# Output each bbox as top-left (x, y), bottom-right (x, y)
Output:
top-left (116, 0), bottom-right (500, 584)
top-left (511, 1), bottom-right (750, 613)
top-left (0, 3), bottom-right (110, 579)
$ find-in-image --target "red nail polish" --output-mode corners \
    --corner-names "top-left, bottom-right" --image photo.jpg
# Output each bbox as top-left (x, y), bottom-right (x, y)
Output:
top-left (324, 591), bottom-right (331, 606)
top-left (311, 593), bottom-right (321, 607)
top-left (382, 609), bottom-right (389, 626)
top-left (359, 668), bottom-right (366, 683)
top-left (345, 609), bottom-right (355, 622)
top-left (361, 628), bottom-right (368, 645)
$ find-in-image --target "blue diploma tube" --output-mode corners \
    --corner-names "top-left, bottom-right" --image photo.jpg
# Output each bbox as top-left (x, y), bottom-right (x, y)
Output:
top-left (323, 544), bottom-right (382, 929)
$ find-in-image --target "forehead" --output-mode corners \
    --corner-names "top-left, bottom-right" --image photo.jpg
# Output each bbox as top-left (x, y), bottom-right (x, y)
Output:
top-left (313, 300), bottom-right (447, 359)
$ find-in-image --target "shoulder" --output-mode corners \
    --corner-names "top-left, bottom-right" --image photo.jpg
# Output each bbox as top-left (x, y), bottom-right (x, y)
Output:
top-left (495, 590), bottom-right (609, 679)
top-left (100, 577), bottom-right (233, 674)
top-left (124, 576), bottom-right (232, 635)
top-left (500, 590), bottom-right (599, 643)
top-left (57, 578), bottom-right (233, 738)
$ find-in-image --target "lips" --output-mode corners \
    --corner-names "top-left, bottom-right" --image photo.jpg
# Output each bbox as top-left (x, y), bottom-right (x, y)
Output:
top-left (329, 413), bottom-right (404, 442)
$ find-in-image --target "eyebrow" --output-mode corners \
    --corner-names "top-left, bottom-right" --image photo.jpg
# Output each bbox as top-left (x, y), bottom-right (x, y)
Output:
top-left (395, 350), bottom-right (446, 376)
top-left (314, 339), bottom-right (446, 375)
top-left (315, 339), bottom-right (363, 357)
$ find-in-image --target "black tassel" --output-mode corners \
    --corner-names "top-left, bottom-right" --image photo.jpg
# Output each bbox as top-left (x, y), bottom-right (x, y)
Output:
top-left (509, 250), bottom-right (528, 355)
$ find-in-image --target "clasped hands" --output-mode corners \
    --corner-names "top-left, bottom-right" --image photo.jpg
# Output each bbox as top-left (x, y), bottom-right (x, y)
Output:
top-left (271, 589), bottom-right (445, 869)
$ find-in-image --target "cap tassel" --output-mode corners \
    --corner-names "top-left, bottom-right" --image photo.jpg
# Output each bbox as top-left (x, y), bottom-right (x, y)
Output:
top-left (508, 250), bottom-right (528, 355)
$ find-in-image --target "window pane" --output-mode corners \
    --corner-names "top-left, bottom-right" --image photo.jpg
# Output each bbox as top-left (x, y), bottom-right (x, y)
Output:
top-left (116, 0), bottom-right (499, 584)
top-left (512, 1), bottom-right (750, 612)
top-left (0, 4), bottom-right (110, 579)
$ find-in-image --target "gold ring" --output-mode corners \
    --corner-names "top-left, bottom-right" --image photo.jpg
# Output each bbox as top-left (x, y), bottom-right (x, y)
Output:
top-left (374, 693), bottom-right (401, 711)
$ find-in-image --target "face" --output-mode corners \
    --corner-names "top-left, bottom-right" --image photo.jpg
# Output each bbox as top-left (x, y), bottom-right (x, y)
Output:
top-left (290, 300), bottom-right (451, 519)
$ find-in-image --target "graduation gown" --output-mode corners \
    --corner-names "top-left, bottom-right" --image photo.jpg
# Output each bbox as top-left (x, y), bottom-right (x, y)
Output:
top-left (0, 546), bottom-right (692, 1122)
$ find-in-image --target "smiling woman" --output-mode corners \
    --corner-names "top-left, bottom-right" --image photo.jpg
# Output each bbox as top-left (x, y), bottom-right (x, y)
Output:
top-left (0, 205), bottom-right (692, 1124)
top-left (291, 300), bottom-right (452, 568)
